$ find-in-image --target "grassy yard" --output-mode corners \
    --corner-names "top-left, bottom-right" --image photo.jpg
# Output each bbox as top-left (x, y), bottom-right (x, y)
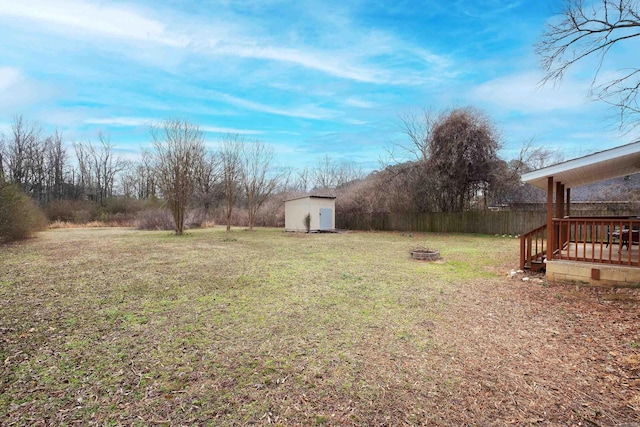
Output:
top-left (1, 227), bottom-right (638, 426)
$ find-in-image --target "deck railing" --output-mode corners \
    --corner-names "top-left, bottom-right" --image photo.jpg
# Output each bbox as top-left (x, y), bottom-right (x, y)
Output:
top-left (553, 217), bottom-right (640, 266)
top-left (520, 216), bottom-right (640, 269)
top-left (520, 223), bottom-right (547, 270)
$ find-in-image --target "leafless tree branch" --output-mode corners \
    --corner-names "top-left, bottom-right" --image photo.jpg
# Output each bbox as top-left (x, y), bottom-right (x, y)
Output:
top-left (537, 0), bottom-right (640, 129)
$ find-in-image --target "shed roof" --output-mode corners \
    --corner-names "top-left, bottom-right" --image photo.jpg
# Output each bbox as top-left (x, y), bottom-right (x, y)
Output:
top-left (521, 140), bottom-right (640, 190)
top-left (284, 195), bottom-right (337, 202)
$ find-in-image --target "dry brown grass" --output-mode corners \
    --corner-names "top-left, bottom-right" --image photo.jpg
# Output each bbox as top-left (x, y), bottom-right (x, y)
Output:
top-left (48, 220), bottom-right (114, 229)
top-left (1, 228), bottom-right (638, 426)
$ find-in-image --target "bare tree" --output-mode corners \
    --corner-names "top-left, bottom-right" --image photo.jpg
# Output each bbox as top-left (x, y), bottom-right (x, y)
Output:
top-left (513, 139), bottom-right (564, 172)
top-left (240, 140), bottom-right (279, 231)
top-left (335, 161), bottom-right (364, 188)
top-left (30, 135), bottom-right (48, 204)
top-left (44, 130), bottom-right (68, 202)
top-left (73, 140), bottom-right (94, 200)
top-left (276, 167), bottom-right (294, 192)
top-left (120, 150), bottom-right (158, 200)
top-left (219, 134), bottom-right (243, 232)
top-left (397, 110), bottom-right (436, 161)
top-left (312, 155), bottom-right (338, 190)
top-left (119, 162), bottom-right (138, 198)
top-left (138, 150), bottom-right (157, 199)
top-left (150, 119), bottom-right (206, 235)
top-left (73, 134), bottom-right (127, 205)
top-left (3, 116), bottom-right (67, 205)
top-left (0, 133), bottom-right (5, 182)
top-left (94, 133), bottom-right (127, 205)
top-left (310, 156), bottom-right (362, 191)
top-left (1, 118), bottom-right (74, 203)
top-left (193, 151), bottom-right (219, 224)
top-left (484, 139), bottom-right (561, 206)
top-left (537, 0), bottom-right (640, 129)
top-left (295, 166), bottom-right (311, 193)
top-left (5, 115), bottom-right (41, 192)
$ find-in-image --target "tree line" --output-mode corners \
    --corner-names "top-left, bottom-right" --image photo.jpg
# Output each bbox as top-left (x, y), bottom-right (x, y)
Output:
top-left (2, 105), bottom-right (636, 238)
top-left (0, 115), bottom-right (365, 235)
top-left (0, 116), bottom-right (128, 206)
top-left (334, 107), bottom-right (560, 219)
top-left (2, 109), bottom-right (540, 209)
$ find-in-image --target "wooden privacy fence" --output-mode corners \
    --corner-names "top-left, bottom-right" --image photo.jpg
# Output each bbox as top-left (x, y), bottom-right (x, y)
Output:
top-left (337, 210), bottom-right (638, 235)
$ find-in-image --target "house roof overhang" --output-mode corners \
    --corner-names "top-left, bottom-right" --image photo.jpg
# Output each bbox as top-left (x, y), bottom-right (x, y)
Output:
top-left (521, 140), bottom-right (640, 191)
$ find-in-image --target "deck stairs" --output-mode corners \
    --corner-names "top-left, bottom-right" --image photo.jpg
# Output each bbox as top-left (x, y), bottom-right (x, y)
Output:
top-left (520, 224), bottom-right (547, 271)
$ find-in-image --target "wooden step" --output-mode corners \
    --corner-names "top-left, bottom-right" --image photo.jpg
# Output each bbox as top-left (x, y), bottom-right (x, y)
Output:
top-left (525, 260), bottom-right (546, 272)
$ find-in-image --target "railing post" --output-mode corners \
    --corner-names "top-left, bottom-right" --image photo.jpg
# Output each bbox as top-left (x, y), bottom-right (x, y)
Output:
top-left (546, 177), bottom-right (554, 261)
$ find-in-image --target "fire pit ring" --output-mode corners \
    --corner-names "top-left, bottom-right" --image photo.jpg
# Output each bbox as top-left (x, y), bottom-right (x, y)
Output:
top-left (410, 247), bottom-right (441, 261)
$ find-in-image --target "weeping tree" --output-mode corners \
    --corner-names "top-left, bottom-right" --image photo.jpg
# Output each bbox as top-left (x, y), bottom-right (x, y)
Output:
top-left (150, 119), bottom-right (206, 235)
top-left (428, 108), bottom-right (501, 212)
top-left (396, 107), bottom-right (502, 212)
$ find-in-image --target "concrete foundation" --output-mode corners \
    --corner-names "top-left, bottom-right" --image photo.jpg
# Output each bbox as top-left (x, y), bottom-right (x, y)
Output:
top-left (546, 260), bottom-right (640, 287)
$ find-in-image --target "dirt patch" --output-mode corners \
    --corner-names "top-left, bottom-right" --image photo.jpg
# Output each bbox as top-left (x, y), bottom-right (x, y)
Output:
top-left (430, 272), bottom-right (640, 425)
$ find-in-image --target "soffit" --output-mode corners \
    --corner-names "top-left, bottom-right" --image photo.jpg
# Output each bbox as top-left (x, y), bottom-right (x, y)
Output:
top-left (521, 141), bottom-right (640, 190)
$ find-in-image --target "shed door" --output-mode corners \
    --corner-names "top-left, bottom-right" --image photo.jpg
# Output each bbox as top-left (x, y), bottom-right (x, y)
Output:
top-left (319, 208), bottom-right (332, 230)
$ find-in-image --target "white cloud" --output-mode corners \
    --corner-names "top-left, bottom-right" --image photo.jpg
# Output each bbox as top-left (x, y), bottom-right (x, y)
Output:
top-left (216, 44), bottom-right (389, 84)
top-left (0, 67), bottom-right (54, 112)
top-left (454, 0), bottom-right (522, 19)
top-left (567, 131), bottom-right (617, 140)
top-left (0, 0), bottom-right (446, 86)
top-left (85, 117), bottom-right (154, 127)
top-left (345, 119), bottom-right (370, 125)
top-left (344, 97), bottom-right (377, 109)
top-left (214, 92), bottom-right (336, 120)
top-left (412, 48), bottom-right (454, 70)
top-left (470, 72), bottom-right (590, 113)
top-left (200, 125), bottom-right (263, 135)
top-left (0, 0), bottom-right (186, 47)
top-left (84, 118), bottom-right (263, 135)
top-left (0, 67), bottom-right (22, 92)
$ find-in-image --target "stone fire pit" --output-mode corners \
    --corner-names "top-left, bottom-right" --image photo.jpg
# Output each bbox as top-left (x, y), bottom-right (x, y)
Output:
top-left (410, 247), bottom-right (441, 261)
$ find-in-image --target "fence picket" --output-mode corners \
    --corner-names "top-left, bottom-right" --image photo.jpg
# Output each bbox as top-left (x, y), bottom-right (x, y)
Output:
top-left (337, 210), bottom-right (638, 235)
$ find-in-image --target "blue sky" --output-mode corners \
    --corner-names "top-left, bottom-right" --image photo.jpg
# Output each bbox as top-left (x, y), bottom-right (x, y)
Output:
top-left (1, 0), bottom-right (638, 171)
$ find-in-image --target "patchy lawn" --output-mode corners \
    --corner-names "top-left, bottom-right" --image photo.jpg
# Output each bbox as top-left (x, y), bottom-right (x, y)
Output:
top-left (1, 227), bottom-right (638, 426)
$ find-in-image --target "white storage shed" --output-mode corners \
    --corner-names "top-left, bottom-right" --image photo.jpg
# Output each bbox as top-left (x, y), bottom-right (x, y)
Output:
top-left (284, 195), bottom-right (336, 232)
